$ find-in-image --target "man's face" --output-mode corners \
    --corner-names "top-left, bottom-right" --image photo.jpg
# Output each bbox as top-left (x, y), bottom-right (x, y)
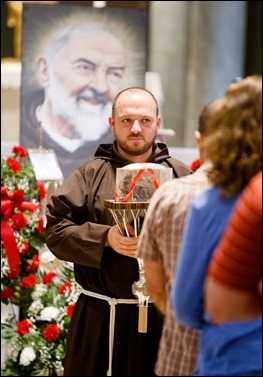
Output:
top-left (45, 28), bottom-right (126, 141)
top-left (109, 91), bottom-right (161, 159)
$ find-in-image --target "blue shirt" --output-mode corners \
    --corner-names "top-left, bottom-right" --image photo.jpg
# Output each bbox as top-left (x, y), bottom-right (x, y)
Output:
top-left (171, 187), bottom-right (262, 376)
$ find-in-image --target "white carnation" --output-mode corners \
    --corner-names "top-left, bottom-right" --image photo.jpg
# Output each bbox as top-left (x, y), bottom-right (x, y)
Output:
top-left (39, 249), bottom-right (56, 264)
top-left (40, 306), bottom-right (60, 321)
top-left (19, 346), bottom-right (36, 366)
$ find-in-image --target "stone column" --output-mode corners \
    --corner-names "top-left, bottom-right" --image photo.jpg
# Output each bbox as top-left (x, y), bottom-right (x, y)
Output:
top-left (148, 1), bottom-right (247, 147)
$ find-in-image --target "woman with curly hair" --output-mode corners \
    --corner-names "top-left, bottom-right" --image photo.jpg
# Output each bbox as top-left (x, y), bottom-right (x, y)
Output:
top-left (171, 75), bottom-right (262, 376)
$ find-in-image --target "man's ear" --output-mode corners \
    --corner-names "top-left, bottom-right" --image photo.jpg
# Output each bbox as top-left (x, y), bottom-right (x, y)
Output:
top-left (36, 57), bottom-right (50, 87)
top-left (157, 116), bottom-right (161, 130)
top-left (108, 116), bottom-right (114, 132)
top-left (194, 130), bottom-right (202, 147)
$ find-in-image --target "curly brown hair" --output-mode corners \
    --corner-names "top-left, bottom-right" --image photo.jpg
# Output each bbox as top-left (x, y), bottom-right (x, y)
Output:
top-left (204, 75), bottom-right (262, 197)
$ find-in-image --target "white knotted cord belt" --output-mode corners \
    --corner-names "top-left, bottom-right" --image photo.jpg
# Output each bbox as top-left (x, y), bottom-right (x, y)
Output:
top-left (81, 288), bottom-right (138, 376)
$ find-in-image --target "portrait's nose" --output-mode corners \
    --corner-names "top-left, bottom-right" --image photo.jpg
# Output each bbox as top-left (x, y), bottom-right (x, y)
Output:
top-left (89, 69), bottom-right (108, 93)
top-left (131, 120), bottom-right (142, 133)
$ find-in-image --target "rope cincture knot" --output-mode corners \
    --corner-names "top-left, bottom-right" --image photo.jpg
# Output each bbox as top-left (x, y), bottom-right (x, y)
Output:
top-left (81, 288), bottom-right (138, 376)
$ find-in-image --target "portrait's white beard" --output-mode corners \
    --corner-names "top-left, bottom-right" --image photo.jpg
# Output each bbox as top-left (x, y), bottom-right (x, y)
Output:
top-left (46, 74), bottom-right (111, 142)
top-left (72, 101), bottom-right (112, 141)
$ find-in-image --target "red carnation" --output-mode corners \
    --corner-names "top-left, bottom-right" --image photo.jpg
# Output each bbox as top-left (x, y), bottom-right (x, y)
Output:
top-left (66, 303), bottom-right (75, 318)
top-left (7, 157), bottom-right (21, 174)
top-left (37, 182), bottom-right (47, 199)
top-left (1, 287), bottom-right (14, 300)
top-left (43, 324), bottom-right (61, 342)
top-left (20, 275), bottom-right (38, 288)
top-left (190, 158), bottom-right (201, 172)
top-left (42, 272), bottom-right (57, 285)
top-left (26, 254), bottom-right (40, 272)
top-left (11, 212), bottom-right (28, 230)
top-left (17, 319), bottom-right (32, 336)
top-left (12, 189), bottom-right (25, 203)
top-left (12, 145), bottom-right (27, 158)
top-left (35, 216), bottom-right (45, 232)
top-left (59, 282), bottom-right (73, 295)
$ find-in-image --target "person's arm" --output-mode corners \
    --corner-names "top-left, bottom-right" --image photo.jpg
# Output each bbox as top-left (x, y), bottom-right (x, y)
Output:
top-left (46, 167), bottom-right (138, 268)
top-left (204, 277), bottom-right (262, 323)
top-left (136, 186), bottom-right (167, 315)
top-left (45, 169), bottom-right (109, 267)
top-left (45, 165), bottom-right (138, 267)
top-left (144, 261), bottom-right (166, 315)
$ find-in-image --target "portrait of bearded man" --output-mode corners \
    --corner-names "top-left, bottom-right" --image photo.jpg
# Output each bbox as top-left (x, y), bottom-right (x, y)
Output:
top-left (20, 4), bottom-right (147, 178)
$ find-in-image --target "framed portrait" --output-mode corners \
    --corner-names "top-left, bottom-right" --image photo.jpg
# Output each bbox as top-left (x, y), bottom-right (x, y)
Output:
top-left (20, 3), bottom-right (148, 179)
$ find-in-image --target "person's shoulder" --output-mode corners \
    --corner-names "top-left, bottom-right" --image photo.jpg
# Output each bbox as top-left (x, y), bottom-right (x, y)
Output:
top-left (156, 171), bottom-right (209, 203)
top-left (72, 157), bottom-right (108, 180)
top-left (249, 170), bottom-right (262, 196)
top-left (150, 174), bottom-right (195, 202)
top-left (161, 173), bottom-right (197, 189)
top-left (79, 156), bottom-right (107, 169)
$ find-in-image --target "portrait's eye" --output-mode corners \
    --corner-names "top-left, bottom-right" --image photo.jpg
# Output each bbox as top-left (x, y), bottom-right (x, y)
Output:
top-left (107, 69), bottom-right (125, 84)
top-left (73, 61), bottom-right (95, 76)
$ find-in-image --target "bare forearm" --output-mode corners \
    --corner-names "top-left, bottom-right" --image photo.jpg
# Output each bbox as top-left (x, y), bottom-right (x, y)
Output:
top-left (144, 260), bottom-right (167, 316)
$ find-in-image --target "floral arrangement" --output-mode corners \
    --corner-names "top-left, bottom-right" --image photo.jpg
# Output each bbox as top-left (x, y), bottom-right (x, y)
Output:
top-left (190, 158), bottom-right (201, 172)
top-left (1, 146), bottom-right (81, 376)
top-left (1, 145), bottom-right (46, 310)
top-left (1, 259), bottom-right (81, 376)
